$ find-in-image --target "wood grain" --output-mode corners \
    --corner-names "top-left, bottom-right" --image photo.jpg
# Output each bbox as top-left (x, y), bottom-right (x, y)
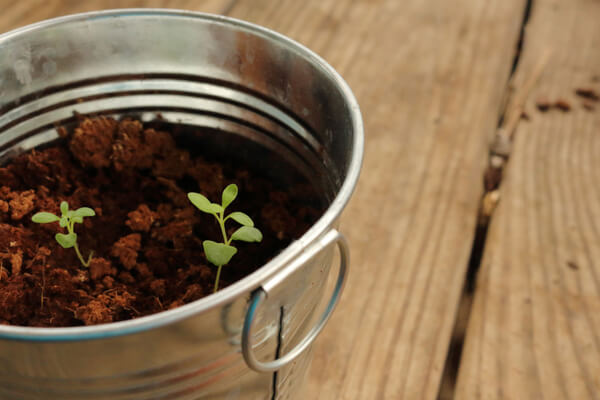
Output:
top-left (456, 0), bottom-right (600, 398)
top-left (0, 0), bottom-right (234, 33)
top-left (0, 1), bottom-right (533, 398)
top-left (226, 1), bottom-right (526, 398)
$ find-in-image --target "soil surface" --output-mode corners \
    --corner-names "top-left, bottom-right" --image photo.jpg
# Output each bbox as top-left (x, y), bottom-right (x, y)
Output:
top-left (0, 116), bottom-right (324, 327)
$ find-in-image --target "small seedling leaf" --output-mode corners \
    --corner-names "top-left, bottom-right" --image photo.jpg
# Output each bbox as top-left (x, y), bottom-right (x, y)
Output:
top-left (231, 226), bottom-right (263, 242)
top-left (74, 207), bottom-right (95, 218)
top-left (210, 203), bottom-right (224, 214)
top-left (60, 201), bottom-right (69, 215)
top-left (222, 184), bottom-right (238, 209)
top-left (228, 211), bottom-right (254, 227)
top-left (55, 232), bottom-right (77, 249)
top-left (203, 240), bottom-right (237, 267)
top-left (188, 192), bottom-right (216, 214)
top-left (59, 216), bottom-right (69, 228)
top-left (31, 212), bottom-right (60, 224)
top-left (72, 216), bottom-right (83, 224)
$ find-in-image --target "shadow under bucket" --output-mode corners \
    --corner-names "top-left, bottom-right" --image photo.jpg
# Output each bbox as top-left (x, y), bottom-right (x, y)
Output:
top-left (0, 10), bottom-right (363, 399)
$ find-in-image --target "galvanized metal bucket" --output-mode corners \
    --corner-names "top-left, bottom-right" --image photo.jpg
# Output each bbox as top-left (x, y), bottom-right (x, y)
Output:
top-left (0, 10), bottom-right (363, 399)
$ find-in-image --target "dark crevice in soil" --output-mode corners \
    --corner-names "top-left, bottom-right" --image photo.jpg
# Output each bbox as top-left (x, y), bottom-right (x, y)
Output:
top-left (271, 306), bottom-right (284, 400)
top-left (437, 0), bottom-right (533, 398)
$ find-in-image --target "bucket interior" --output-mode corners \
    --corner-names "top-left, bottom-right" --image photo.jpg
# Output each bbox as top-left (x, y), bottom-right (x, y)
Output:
top-left (0, 11), bottom-right (358, 202)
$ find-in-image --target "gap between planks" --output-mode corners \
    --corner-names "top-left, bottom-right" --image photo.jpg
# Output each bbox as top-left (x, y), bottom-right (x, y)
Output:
top-left (436, 0), bottom-right (537, 398)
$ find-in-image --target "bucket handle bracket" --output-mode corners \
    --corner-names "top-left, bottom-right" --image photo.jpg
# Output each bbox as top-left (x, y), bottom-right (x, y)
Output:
top-left (241, 229), bottom-right (348, 373)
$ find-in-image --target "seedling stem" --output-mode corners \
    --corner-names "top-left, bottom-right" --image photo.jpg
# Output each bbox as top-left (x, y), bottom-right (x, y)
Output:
top-left (188, 184), bottom-right (262, 292)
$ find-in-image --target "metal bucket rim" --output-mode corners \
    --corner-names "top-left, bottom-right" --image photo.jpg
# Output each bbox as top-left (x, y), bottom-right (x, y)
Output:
top-left (0, 9), bottom-right (364, 341)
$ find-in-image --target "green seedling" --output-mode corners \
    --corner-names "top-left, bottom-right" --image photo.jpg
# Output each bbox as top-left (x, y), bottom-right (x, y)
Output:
top-left (188, 184), bottom-right (262, 292)
top-left (32, 201), bottom-right (96, 268)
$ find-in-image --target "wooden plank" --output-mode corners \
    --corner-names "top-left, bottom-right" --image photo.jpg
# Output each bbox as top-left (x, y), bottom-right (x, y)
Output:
top-left (0, 0), bottom-right (234, 33)
top-left (0, 1), bottom-right (529, 397)
top-left (227, 1), bottom-right (526, 398)
top-left (456, 0), bottom-right (600, 398)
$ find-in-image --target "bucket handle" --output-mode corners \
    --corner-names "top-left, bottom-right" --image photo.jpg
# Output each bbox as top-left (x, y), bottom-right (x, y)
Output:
top-left (241, 229), bottom-right (349, 372)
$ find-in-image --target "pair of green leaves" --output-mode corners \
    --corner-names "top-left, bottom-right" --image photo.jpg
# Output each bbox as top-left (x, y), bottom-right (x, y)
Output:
top-left (32, 202), bottom-right (94, 226)
top-left (31, 201), bottom-right (95, 250)
top-left (188, 184), bottom-right (262, 268)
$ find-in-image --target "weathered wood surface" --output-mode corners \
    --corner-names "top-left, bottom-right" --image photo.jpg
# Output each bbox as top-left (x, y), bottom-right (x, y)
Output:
top-left (226, 1), bottom-right (525, 398)
top-left (456, 0), bottom-right (600, 398)
top-left (0, 0), bottom-right (234, 33)
top-left (0, 1), bottom-right (541, 399)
